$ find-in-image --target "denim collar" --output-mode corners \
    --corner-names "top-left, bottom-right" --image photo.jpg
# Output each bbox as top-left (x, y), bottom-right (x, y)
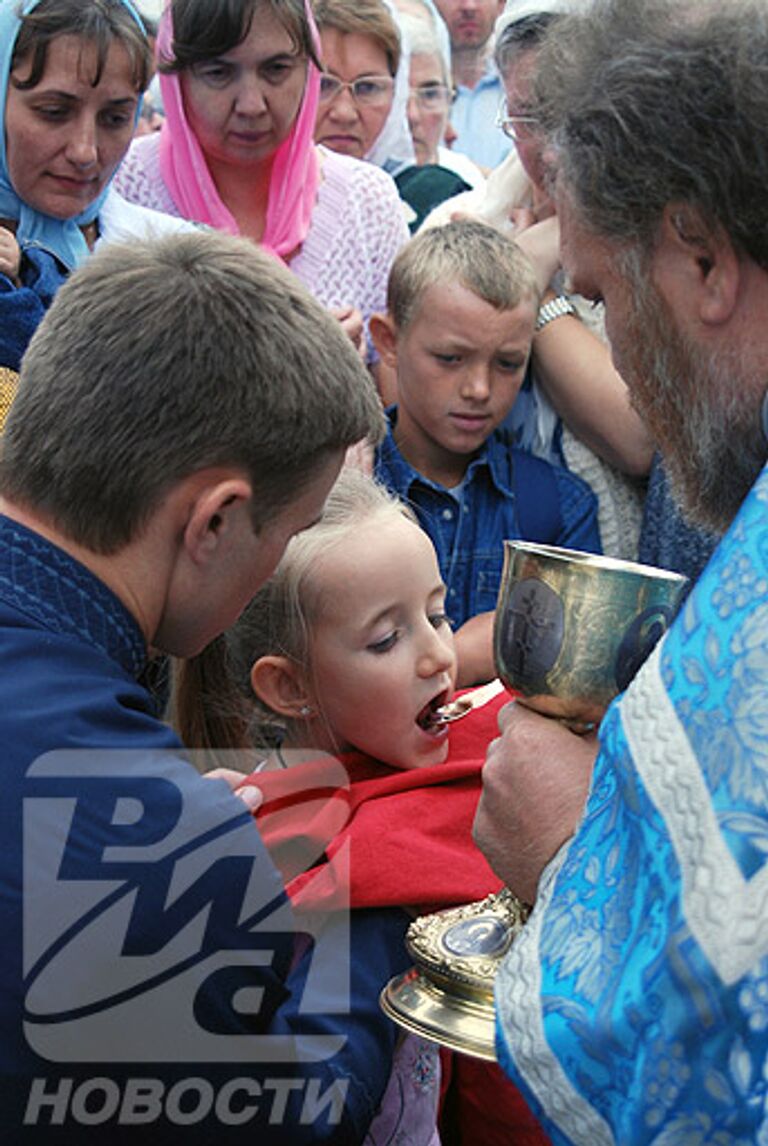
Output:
top-left (378, 405), bottom-right (515, 498)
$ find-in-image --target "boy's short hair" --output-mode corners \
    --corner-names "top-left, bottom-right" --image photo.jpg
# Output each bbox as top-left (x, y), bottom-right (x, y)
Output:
top-left (0, 230), bottom-right (384, 554)
top-left (387, 219), bottom-right (540, 331)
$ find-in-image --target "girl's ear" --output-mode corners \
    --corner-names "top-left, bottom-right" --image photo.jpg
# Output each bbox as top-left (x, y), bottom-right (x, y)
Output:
top-left (250, 655), bottom-right (312, 719)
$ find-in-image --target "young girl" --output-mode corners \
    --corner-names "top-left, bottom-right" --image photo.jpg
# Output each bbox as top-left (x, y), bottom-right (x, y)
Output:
top-left (174, 467), bottom-right (550, 1146)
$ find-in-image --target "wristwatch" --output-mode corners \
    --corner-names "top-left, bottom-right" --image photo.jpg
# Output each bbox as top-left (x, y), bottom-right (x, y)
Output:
top-left (535, 295), bottom-right (577, 332)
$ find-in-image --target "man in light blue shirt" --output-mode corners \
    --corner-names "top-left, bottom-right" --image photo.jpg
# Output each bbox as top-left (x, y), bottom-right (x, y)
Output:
top-left (434, 0), bottom-right (512, 169)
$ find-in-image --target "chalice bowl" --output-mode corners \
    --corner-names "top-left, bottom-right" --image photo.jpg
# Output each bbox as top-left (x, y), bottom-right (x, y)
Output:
top-left (381, 544), bottom-right (688, 1059)
top-left (494, 541), bottom-right (689, 731)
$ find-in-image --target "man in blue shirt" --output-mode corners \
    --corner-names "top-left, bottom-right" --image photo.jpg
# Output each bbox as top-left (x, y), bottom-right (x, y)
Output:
top-left (0, 230), bottom-right (410, 1144)
top-left (372, 219), bottom-right (600, 683)
top-left (434, 0), bottom-right (512, 169)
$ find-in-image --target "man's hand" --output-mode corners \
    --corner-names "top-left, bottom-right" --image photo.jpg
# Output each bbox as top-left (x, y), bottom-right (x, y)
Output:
top-left (473, 701), bottom-right (596, 903)
top-left (204, 767), bottom-right (263, 812)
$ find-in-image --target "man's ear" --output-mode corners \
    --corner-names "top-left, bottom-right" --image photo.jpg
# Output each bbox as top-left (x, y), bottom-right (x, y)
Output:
top-left (183, 476), bottom-right (252, 565)
top-left (662, 202), bottom-right (740, 325)
top-left (250, 655), bottom-right (312, 719)
top-left (369, 312), bottom-right (399, 368)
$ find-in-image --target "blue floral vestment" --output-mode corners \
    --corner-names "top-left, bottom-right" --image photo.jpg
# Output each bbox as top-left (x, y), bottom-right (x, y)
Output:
top-left (496, 462), bottom-right (768, 1144)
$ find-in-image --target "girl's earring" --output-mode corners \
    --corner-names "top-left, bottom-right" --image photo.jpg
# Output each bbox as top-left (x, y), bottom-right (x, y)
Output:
top-left (299, 705), bottom-right (313, 718)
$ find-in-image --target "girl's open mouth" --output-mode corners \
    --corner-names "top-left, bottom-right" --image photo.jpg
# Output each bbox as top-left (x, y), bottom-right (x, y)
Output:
top-left (418, 679), bottom-right (507, 730)
top-left (416, 690), bottom-right (451, 733)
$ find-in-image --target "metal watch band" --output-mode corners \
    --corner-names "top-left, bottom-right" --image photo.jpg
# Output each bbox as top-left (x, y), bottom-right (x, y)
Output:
top-left (535, 295), bottom-right (577, 332)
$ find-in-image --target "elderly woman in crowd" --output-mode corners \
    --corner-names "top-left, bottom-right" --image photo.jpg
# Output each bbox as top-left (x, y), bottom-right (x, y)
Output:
top-left (314, 0), bottom-right (478, 232)
top-left (399, 0), bottom-right (485, 187)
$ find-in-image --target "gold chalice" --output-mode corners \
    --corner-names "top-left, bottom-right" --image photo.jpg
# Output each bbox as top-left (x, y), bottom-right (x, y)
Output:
top-left (494, 541), bottom-right (689, 731)
top-left (381, 543), bottom-right (688, 1059)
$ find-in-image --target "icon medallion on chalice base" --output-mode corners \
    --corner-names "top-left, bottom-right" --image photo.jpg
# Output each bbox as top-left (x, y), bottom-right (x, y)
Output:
top-left (381, 542), bottom-right (688, 1060)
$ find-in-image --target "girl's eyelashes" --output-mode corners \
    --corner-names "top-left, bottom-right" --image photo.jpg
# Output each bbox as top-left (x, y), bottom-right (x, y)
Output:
top-left (429, 611), bottom-right (451, 630)
top-left (366, 606), bottom-right (451, 652)
top-left (367, 630), bottom-right (399, 654)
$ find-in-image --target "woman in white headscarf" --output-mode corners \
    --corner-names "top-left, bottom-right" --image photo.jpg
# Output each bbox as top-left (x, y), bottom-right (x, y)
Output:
top-left (397, 1), bottom-right (485, 188)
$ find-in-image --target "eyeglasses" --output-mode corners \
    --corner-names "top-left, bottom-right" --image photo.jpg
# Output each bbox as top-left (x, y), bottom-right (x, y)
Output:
top-left (407, 83), bottom-right (456, 112)
top-left (318, 73), bottom-right (395, 106)
top-left (495, 100), bottom-right (540, 141)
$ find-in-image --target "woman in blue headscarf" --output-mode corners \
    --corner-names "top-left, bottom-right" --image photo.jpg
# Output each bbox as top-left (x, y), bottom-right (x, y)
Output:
top-left (0, 0), bottom-right (193, 386)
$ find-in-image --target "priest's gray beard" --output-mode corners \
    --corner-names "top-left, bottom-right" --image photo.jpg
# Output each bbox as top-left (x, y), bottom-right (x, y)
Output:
top-left (618, 258), bottom-right (766, 534)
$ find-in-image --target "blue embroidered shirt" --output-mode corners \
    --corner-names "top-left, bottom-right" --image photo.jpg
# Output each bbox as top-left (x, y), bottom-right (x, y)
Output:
top-left (0, 514), bottom-right (409, 1144)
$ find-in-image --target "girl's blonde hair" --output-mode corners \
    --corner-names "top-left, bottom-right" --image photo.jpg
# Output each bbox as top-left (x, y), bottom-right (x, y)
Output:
top-left (172, 469), bottom-right (415, 759)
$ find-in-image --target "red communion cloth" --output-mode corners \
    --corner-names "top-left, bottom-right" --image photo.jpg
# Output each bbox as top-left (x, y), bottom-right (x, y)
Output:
top-left (250, 689), bottom-right (509, 913)
top-left (246, 687), bottom-right (550, 1146)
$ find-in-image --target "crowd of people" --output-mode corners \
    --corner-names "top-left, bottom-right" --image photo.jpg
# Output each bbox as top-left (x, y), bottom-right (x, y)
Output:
top-left (2, 0), bottom-right (766, 1141)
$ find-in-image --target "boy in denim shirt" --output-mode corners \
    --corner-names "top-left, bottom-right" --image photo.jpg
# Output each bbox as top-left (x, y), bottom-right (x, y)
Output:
top-left (372, 219), bottom-right (601, 682)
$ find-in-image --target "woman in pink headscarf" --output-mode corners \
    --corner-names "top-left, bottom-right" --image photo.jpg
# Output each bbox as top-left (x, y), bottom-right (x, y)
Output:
top-left (114, 0), bottom-right (409, 372)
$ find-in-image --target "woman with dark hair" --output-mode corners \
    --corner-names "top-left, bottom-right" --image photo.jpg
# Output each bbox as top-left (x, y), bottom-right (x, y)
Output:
top-left (0, 0), bottom-right (194, 378)
top-left (114, 0), bottom-right (409, 372)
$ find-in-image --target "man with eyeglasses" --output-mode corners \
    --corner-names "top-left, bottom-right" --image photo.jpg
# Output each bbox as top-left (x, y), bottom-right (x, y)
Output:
top-left (493, 0), bottom-right (579, 192)
top-left (432, 0), bottom-right (512, 171)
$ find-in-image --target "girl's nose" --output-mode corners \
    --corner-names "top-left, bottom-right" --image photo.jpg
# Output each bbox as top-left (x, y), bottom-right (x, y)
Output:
top-left (417, 622), bottom-right (456, 678)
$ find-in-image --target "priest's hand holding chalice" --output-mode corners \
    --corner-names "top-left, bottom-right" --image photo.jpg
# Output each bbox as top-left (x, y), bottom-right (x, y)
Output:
top-left (381, 541), bottom-right (688, 1060)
